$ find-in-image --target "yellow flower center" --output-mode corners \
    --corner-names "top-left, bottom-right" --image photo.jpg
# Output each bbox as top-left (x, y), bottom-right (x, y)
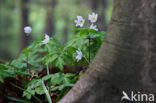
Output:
top-left (92, 17), bottom-right (95, 21)
top-left (80, 20), bottom-right (83, 23)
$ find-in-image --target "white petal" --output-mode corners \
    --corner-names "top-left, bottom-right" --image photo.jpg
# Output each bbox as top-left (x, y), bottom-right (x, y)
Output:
top-left (88, 14), bottom-right (92, 20)
top-left (76, 49), bottom-right (83, 61)
top-left (75, 16), bottom-right (85, 27)
top-left (90, 24), bottom-right (98, 31)
top-left (45, 34), bottom-right (49, 40)
top-left (42, 40), bottom-right (48, 44)
top-left (77, 16), bottom-right (82, 19)
top-left (42, 34), bottom-right (50, 44)
top-left (76, 24), bottom-right (79, 27)
top-left (76, 50), bottom-right (79, 54)
top-left (74, 20), bottom-right (78, 23)
top-left (24, 26), bottom-right (32, 34)
top-left (80, 24), bottom-right (83, 27)
top-left (88, 12), bottom-right (98, 23)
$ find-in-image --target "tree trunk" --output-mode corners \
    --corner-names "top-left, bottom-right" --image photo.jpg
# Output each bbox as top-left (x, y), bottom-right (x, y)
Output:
top-left (20, 0), bottom-right (30, 50)
top-left (59, 0), bottom-right (156, 103)
top-left (99, 0), bottom-right (107, 30)
top-left (44, 0), bottom-right (56, 37)
top-left (90, 0), bottom-right (98, 11)
top-left (62, 16), bottom-right (69, 43)
top-left (90, 0), bottom-right (107, 30)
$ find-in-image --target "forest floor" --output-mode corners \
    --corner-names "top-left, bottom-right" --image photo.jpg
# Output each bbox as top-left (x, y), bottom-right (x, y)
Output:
top-left (0, 66), bottom-right (85, 103)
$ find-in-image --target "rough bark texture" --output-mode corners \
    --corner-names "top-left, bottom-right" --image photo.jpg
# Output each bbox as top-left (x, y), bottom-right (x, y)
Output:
top-left (59, 0), bottom-right (156, 103)
top-left (20, 0), bottom-right (30, 50)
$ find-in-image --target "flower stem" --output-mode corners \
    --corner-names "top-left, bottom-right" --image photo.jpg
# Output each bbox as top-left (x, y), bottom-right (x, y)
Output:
top-left (84, 55), bottom-right (90, 64)
top-left (89, 36), bottom-right (91, 63)
top-left (46, 63), bottom-right (49, 75)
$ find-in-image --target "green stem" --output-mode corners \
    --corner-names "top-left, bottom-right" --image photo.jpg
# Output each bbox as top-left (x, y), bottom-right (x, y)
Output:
top-left (46, 62), bottom-right (50, 75)
top-left (88, 36), bottom-right (91, 63)
top-left (83, 55), bottom-right (90, 64)
top-left (48, 82), bottom-right (52, 97)
top-left (42, 81), bottom-right (52, 103)
top-left (46, 44), bottom-right (50, 52)
top-left (26, 51), bottom-right (30, 72)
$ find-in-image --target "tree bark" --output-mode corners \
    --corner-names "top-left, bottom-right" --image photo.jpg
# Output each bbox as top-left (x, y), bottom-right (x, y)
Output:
top-left (90, 0), bottom-right (98, 11)
top-left (19, 0), bottom-right (30, 50)
top-left (44, 0), bottom-right (56, 37)
top-left (90, 0), bottom-right (107, 30)
top-left (62, 16), bottom-right (69, 43)
top-left (59, 0), bottom-right (156, 103)
top-left (99, 0), bottom-right (107, 30)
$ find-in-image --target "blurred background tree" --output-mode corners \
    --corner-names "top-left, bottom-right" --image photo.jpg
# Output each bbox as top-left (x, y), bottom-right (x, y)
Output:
top-left (20, 0), bottom-right (30, 50)
top-left (0, 0), bottom-right (113, 61)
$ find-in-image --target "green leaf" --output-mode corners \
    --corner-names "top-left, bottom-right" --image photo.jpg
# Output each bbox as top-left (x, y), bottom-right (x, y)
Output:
top-left (55, 57), bottom-right (65, 71)
top-left (64, 73), bottom-right (75, 78)
top-left (71, 28), bottom-right (84, 32)
top-left (42, 74), bottom-right (53, 81)
top-left (43, 54), bottom-right (59, 64)
top-left (10, 83), bottom-right (42, 103)
top-left (6, 96), bottom-right (33, 103)
top-left (50, 54), bottom-right (59, 62)
top-left (0, 64), bottom-right (8, 69)
top-left (35, 86), bottom-right (44, 95)
top-left (41, 81), bottom-right (52, 103)
top-left (51, 75), bottom-right (62, 85)
top-left (0, 76), bottom-right (4, 83)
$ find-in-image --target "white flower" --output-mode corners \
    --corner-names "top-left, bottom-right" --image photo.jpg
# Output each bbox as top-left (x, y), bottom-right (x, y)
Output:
top-left (88, 12), bottom-right (98, 23)
top-left (24, 26), bottom-right (32, 35)
top-left (76, 49), bottom-right (83, 61)
top-left (89, 24), bottom-right (98, 31)
top-left (42, 34), bottom-right (50, 44)
top-left (74, 16), bottom-right (85, 27)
